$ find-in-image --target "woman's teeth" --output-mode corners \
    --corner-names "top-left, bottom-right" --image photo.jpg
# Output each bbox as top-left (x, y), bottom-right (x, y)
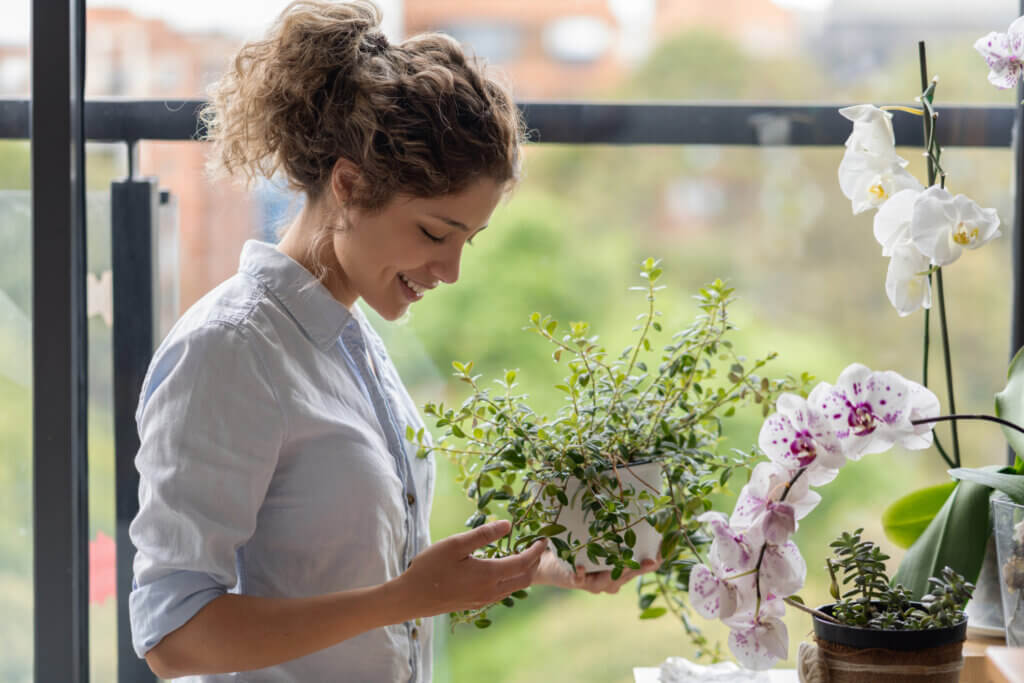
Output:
top-left (399, 273), bottom-right (425, 295)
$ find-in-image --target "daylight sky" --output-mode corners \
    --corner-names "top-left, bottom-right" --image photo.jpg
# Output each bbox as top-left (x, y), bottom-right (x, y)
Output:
top-left (0, 0), bottom-right (831, 46)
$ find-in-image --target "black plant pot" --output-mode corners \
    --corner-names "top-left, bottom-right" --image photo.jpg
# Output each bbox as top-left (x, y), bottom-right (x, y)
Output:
top-left (804, 603), bottom-right (967, 683)
top-left (812, 603), bottom-right (967, 650)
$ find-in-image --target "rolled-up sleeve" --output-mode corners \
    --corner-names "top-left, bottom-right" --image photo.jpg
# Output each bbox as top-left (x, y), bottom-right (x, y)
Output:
top-left (128, 322), bottom-right (285, 657)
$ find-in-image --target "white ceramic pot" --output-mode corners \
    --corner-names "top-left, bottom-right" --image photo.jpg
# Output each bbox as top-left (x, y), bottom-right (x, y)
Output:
top-left (548, 460), bottom-right (663, 573)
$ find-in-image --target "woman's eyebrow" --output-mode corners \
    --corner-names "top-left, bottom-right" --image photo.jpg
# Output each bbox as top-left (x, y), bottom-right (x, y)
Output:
top-left (427, 213), bottom-right (488, 232)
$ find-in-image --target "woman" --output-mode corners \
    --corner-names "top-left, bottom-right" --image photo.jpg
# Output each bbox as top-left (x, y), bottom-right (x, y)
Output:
top-left (129, 2), bottom-right (658, 680)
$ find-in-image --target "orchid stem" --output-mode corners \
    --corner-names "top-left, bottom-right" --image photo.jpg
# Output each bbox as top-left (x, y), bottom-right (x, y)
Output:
top-left (921, 303), bottom-right (955, 468)
top-left (935, 269), bottom-right (961, 468)
top-left (918, 41), bottom-right (960, 469)
top-left (913, 413), bottom-right (1024, 439)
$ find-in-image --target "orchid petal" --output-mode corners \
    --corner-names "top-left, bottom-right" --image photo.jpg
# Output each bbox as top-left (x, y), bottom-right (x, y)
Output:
top-left (759, 541), bottom-right (807, 598)
top-left (689, 563), bottom-right (739, 620)
top-left (728, 616), bottom-right (789, 671)
top-left (950, 194), bottom-right (1001, 251)
top-left (731, 461), bottom-right (820, 532)
top-left (760, 394), bottom-right (844, 484)
top-left (911, 186), bottom-right (960, 265)
top-left (838, 105), bottom-right (896, 156)
top-left (838, 149), bottom-right (920, 215)
top-left (873, 188), bottom-right (920, 256)
top-left (699, 511), bottom-right (758, 573)
top-left (885, 239), bottom-right (932, 317)
top-left (899, 380), bottom-right (940, 450)
top-left (974, 26), bottom-right (1024, 89)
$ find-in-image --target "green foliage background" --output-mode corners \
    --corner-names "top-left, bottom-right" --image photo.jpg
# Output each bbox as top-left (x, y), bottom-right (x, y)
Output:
top-left (0, 26), bottom-right (1018, 683)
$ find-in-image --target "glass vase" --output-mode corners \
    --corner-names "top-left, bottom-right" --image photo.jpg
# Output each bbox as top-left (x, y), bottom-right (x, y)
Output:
top-left (992, 494), bottom-right (1024, 646)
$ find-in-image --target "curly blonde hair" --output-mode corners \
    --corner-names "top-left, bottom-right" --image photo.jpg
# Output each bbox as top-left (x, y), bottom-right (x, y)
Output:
top-left (201, 0), bottom-right (525, 210)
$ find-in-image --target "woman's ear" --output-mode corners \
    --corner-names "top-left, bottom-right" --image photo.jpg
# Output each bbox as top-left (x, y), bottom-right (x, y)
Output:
top-left (329, 158), bottom-right (360, 206)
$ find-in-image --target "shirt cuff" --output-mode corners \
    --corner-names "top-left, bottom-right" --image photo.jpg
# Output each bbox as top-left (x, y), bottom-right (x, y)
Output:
top-left (129, 570), bottom-right (226, 657)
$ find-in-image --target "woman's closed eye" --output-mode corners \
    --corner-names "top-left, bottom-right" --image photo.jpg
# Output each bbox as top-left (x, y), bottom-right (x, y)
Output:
top-left (419, 225), bottom-right (444, 243)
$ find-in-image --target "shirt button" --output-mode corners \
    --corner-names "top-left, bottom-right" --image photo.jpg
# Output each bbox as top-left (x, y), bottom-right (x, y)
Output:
top-left (411, 627), bottom-right (419, 640)
top-left (407, 492), bottom-right (416, 505)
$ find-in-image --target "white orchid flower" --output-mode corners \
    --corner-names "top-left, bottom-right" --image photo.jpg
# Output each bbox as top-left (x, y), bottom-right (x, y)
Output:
top-left (884, 239), bottom-right (933, 316)
top-left (838, 148), bottom-right (922, 215)
top-left (900, 380), bottom-right (941, 450)
top-left (689, 563), bottom-right (741, 620)
top-left (975, 17), bottom-right (1024, 89)
top-left (699, 511), bottom-right (759, 573)
top-left (724, 599), bottom-right (789, 671)
top-left (758, 541), bottom-right (806, 598)
top-left (759, 394), bottom-right (845, 485)
top-left (873, 188), bottom-right (921, 256)
top-left (809, 364), bottom-right (938, 459)
top-left (910, 186), bottom-right (1001, 266)
top-left (839, 105), bottom-right (897, 157)
top-left (730, 461), bottom-right (820, 532)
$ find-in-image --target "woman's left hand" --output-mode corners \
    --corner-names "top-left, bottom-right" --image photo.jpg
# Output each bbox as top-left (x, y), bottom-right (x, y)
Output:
top-left (532, 548), bottom-right (662, 594)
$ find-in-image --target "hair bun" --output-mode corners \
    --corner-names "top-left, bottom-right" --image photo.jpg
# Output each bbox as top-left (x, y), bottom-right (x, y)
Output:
top-left (363, 31), bottom-right (389, 55)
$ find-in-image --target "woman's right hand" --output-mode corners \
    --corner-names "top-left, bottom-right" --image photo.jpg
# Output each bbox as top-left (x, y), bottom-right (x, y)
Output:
top-left (394, 520), bottom-right (546, 618)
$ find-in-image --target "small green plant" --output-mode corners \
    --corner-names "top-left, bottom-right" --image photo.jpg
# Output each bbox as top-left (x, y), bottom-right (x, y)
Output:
top-left (416, 259), bottom-right (808, 644)
top-left (826, 529), bottom-right (973, 630)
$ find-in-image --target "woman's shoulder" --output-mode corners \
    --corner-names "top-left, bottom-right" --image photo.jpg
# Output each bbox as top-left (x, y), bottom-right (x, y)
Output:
top-left (142, 275), bottom-right (283, 397)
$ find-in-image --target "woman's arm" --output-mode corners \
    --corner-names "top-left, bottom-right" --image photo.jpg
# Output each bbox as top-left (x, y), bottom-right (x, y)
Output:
top-left (145, 521), bottom-right (545, 679)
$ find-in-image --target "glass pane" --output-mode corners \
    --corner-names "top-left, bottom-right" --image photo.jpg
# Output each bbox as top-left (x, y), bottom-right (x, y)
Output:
top-left (0, 144), bottom-right (31, 681)
top-left (82, 2), bottom-right (1019, 102)
top-left (368, 142), bottom-right (1013, 679)
top-left (85, 142), bottom-right (126, 682)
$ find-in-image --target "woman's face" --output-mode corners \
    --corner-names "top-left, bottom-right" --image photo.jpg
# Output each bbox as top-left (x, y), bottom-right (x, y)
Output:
top-left (330, 177), bottom-right (504, 321)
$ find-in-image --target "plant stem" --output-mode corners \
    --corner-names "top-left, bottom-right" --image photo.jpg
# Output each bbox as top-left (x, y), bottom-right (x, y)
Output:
top-left (919, 42), bottom-right (935, 186)
top-left (917, 40), bottom-right (960, 468)
top-left (913, 413), bottom-right (1024, 438)
top-left (934, 269), bottom-right (961, 467)
top-left (753, 467), bottom-right (808, 612)
top-left (783, 597), bottom-right (841, 624)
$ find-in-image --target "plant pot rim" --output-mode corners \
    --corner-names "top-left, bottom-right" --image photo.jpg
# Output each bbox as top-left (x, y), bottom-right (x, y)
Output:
top-left (812, 602), bottom-right (967, 651)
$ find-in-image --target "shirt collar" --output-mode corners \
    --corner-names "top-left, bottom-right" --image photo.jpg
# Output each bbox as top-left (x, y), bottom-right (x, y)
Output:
top-left (238, 240), bottom-right (356, 350)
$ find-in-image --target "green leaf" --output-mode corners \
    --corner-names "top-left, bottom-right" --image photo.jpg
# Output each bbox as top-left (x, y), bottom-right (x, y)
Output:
top-left (474, 619), bottom-right (492, 629)
top-left (539, 524), bottom-right (567, 537)
top-left (639, 607), bottom-right (667, 619)
top-left (624, 529), bottom-right (637, 548)
top-left (949, 467), bottom-right (1024, 505)
top-left (881, 481), bottom-right (957, 549)
top-left (892, 480), bottom-right (991, 599)
top-left (996, 345), bottom-right (1024, 459)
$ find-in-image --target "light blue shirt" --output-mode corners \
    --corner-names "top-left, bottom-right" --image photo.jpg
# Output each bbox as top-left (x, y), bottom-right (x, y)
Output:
top-left (129, 240), bottom-right (435, 682)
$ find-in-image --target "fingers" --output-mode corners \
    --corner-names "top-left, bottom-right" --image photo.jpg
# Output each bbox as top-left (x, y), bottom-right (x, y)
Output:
top-left (450, 520), bottom-right (512, 556)
top-left (572, 557), bottom-right (662, 594)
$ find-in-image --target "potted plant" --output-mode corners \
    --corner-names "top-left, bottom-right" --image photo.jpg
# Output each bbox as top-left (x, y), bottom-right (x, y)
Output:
top-left (803, 529), bottom-right (973, 683)
top-left (825, 27), bottom-right (1024, 631)
top-left (415, 262), bottom-right (809, 633)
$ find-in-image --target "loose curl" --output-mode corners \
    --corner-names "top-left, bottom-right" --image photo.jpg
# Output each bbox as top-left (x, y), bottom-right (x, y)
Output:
top-left (201, 0), bottom-right (526, 210)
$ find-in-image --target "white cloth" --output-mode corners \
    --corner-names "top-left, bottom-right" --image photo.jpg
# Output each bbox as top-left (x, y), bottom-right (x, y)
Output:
top-left (129, 240), bottom-right (435, 682)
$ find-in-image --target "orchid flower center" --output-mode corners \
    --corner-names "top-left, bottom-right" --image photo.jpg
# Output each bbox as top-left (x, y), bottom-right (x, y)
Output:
top-left (847, 402), bottom-right (877, 436)
top-left (952, 220), bottom-right (979, 246)
top-left (788, 430), bottom-right (817, 467)
top-left (868, 183), bottom-right (887, 201)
